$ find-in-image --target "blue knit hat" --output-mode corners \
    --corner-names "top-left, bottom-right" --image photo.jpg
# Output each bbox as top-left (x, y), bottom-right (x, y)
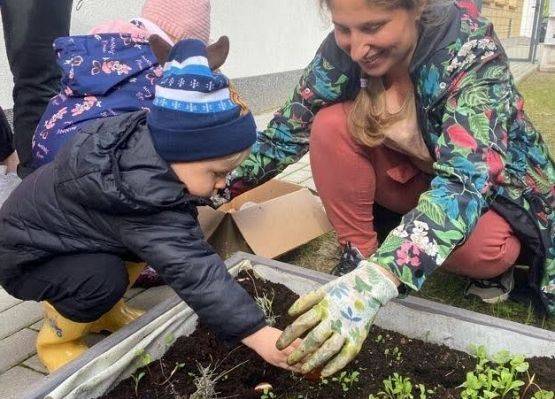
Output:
top-left (147, 39), bottom-right (256, 162)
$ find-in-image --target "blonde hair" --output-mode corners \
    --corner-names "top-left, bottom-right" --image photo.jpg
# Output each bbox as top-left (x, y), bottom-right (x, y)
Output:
top-left (350, 79), bottom-right (414, 147)
top-left (320, 0), bottom-right (452, 147)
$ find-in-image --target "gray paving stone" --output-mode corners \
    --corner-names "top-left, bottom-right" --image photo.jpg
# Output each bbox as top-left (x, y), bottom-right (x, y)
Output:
top-left (0, 366), bottom-right (45, 399)
top-left (0, 289), bottom-right (22, 312)
top-left (127, 285), bottom-right (175, 311)
top-left (282, 168), bottom-right (312, 184)
top-left (0, 329), bottom-right (37, 373)
top-left (0, 301), bottom-right (43, 340)
top-left (22, 354), bottom-right (48, 375)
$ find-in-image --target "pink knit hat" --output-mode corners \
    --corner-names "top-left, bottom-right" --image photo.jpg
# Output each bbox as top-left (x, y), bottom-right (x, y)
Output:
top-left (141, 0), bottom-right (210, 44)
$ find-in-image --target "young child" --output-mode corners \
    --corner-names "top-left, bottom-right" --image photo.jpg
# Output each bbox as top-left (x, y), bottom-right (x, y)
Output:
top-left (30, 0), bottom-right (213, 288)
top-left (0, 39), bottom-right (298, 374)
top-left (31, 0), bottom-right (211, 169)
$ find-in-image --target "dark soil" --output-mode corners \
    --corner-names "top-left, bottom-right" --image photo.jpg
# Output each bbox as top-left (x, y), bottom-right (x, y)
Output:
top-left (102, 271), bottom-right (555, 399)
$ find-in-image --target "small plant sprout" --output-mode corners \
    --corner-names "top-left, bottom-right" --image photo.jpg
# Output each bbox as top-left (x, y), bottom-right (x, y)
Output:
top-left (254, 290), bottom-right (279, 326)
top-left (534, 391), bottom-right (554, 399)
top-left (131, 370), bottom-right (145, 397)
top-left (392, 346), bottom-right (402, 362)
top-left (375, 334), bottom-right (384, 344)
top-left (457, 345), bottom-right (554, 399)
top-left (189, 359), bottom-right (249, 399)
top-left (260, 387), bottom-right (276, 399)
top-left (134, 348), bottom-right (153, 367)
top-left (368, 373), bottom-right (424, 399)
top-left (331, 369), bottom-right (360, 392)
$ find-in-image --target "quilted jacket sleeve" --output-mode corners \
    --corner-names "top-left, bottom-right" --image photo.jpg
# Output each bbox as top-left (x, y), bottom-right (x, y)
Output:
top-left (369, 39), bottom-right (515, 291)
top-left (227, 33), bottom-right (359, 197)
top-left (118, 208), bottom-right (266, 345)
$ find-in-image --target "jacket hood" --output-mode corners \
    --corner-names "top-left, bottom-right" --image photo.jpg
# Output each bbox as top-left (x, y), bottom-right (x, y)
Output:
top-left (54, 33), bottom-right (159, 97)
top-left (410, 2), bottom-right (461, 75)
top-left (54, 111), bottom-right (206, 214)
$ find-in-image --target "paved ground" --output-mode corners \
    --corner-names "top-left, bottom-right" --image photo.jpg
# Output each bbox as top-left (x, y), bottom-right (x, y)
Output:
top-left (0, 60), bottom-right (539, 398)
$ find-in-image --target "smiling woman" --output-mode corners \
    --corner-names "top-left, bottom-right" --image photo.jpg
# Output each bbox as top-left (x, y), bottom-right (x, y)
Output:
top-left (225, 0), bottom-right (555, 379)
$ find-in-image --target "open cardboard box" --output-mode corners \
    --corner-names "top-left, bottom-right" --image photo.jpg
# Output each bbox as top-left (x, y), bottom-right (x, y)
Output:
top-left (197, 179), bottom-right (332, 259)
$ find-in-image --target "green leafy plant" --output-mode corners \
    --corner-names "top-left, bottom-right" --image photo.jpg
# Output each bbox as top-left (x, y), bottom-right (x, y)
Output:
top-left (368, 374), bottom-right (432, 399)
top-left (460, 346), bottom-right (530, 399)
top-left (534, 391), bottom-right (554, 399)
top-left (332, 370), bottom-right (360, 392)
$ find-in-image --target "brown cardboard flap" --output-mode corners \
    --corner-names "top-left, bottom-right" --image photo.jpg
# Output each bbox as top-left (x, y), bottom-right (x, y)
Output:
top-left (219, 179), bottom-right (301, 212)
top-left (230, 188), bottom-right (333, 258)
top-left (196, 206), bottom-right (226, 239)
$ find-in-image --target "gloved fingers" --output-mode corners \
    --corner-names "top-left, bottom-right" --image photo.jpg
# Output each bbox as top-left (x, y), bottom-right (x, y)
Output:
top-left (287, 289), bottom-right (326, 317)
top-left (287, 322), bottom-right (333, 364)
top-left (276, 307), bottom-right (321, 350)
top-left (299, 333), bottom-right (345, 374)
top-left (320, 341), bottom-right (361, 377)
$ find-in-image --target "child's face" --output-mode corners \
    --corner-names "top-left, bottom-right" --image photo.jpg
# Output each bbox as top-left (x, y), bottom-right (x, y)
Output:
top-left (171, 151), bottom-right (249, 198)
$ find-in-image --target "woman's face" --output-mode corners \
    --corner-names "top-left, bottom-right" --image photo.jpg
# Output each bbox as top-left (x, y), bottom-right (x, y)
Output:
top-left (328, 0), bottom-right (421, 77)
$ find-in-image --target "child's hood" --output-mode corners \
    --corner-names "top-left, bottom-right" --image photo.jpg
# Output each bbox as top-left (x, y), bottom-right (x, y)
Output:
top-left (54, 33), bottom-right (159, 97)
top-left (54, 111), bottom-right (204, 214)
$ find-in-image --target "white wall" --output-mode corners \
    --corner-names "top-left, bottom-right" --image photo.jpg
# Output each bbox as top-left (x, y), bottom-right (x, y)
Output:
top-left (0, 0), bottom-right (331, 108)
top-left (520, 0), bottom-right (535, 37)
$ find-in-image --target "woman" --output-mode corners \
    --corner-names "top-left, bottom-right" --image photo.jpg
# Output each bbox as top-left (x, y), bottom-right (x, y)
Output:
top-left (225, 0), bottom-right (555, 377)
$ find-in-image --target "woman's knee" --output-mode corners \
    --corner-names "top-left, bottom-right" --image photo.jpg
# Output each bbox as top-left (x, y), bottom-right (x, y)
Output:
top-left (310, 102), bottom-right (354, 154)
top-left (443, 212), bottom-right (521, 279)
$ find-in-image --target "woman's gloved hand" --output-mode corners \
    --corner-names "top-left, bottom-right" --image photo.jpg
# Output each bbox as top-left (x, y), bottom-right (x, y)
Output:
top-left (276, 261), bottom-right (399, 377)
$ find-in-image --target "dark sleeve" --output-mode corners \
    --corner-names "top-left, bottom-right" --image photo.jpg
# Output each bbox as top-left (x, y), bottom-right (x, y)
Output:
top-left (118, 208), bottom-right (266, 345)
top-left (227, 32), bottom-right (360, 197)
top-left (0, 107), bottom-right (14, 161)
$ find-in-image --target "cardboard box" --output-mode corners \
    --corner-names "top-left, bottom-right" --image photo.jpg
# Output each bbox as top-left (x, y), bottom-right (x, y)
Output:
top-left (197, 179), bottom-right (333, 259)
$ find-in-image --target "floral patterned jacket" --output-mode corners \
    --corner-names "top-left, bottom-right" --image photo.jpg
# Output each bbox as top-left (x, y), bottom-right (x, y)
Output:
top-left (32, 32), bottom-right (162, 169)
top-left (229, 1), bottom-right (555, 314)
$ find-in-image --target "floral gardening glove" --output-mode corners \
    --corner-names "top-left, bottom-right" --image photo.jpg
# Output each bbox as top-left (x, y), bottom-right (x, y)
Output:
top-left (276, 261), bottom-right (399, 377)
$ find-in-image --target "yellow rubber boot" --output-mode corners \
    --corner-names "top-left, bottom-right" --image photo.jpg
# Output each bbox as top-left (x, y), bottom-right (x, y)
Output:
top-left (36, 302), bottom-right (91, 373)
top-left (90, 262), bottom-right (146, 333)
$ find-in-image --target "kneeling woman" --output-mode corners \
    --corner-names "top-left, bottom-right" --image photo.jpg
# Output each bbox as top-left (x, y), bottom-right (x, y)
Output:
top-left (225, 0), bottom-right (555, 377)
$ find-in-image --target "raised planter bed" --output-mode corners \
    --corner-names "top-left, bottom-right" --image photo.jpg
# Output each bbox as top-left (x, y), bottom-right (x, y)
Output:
top-left (23, 252), bottom-right (555, 399)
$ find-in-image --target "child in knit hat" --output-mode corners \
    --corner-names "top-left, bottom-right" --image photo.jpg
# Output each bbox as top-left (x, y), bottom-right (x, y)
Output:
top-left (30, 0), bottom-right (212, 288)
top-left (0, 39), bottom-right (300, 375)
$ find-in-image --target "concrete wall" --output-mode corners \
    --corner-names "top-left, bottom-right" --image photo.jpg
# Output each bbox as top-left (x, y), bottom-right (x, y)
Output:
top-left (0, 0), bottom-right (332, 109)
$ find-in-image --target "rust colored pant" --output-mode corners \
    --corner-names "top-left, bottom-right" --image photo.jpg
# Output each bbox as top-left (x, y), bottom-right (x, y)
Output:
top-left (310, 103), bottom-right (521, 279)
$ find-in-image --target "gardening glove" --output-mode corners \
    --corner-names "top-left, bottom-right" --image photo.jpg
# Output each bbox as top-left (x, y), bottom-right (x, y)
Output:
top-left (276, 261), bottom-right (398, 377)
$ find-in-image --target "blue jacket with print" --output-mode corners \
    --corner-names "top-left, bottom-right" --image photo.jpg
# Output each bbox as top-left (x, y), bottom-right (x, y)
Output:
top-left (228, 1), bottom-right (555, 314)
top-left (32, 33), bottom-right (162, 168)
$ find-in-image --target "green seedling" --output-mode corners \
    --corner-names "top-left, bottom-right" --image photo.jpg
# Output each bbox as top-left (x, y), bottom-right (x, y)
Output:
top-left (260, 387), bottom-right (276, 399)
top-left (458, 345), bottom-right (552, 399)
top-left (131, 370), bottom-right (145, 397)
top-left (332, 370), bottom-right (360, 393)
top-left (369, 373), bottom-right (426, 399)
top-left (375, 334), bottom-right (385, 344)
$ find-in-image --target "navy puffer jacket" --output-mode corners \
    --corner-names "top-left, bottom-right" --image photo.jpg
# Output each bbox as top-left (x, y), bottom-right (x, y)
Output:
top-left (0, 111), bottom-right (266, 345)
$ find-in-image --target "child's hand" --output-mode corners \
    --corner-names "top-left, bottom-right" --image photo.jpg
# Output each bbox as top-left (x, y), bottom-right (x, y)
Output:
top-left (242, 326), bottom-right (302, 372)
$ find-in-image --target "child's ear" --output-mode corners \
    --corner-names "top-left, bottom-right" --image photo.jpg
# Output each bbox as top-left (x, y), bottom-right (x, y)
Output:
top-left (206, 36), bottom-right (230, 71)
top-left (148, 34), bottom-right (172, 65)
